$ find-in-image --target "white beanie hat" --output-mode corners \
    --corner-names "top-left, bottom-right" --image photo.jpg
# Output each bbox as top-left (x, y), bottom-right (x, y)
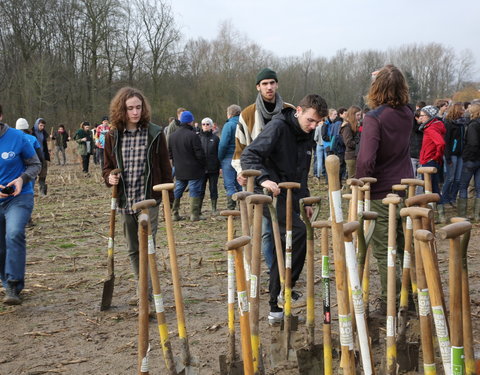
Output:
top-left (16, 118), bottom-right (29, 130)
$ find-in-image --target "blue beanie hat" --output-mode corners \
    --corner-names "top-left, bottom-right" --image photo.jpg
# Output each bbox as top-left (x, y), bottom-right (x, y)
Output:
top-left (180, 111), bottom-right (194, 123)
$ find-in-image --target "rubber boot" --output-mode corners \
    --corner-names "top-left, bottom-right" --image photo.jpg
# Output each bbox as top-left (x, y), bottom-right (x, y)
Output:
top-left (227, 195), bottom-right (236, 210)
top-left (211, 199), bottom-right (218, 215)
top-left (38, 178), bottom-right (47, 196)
top-left (190, 197), bottom-right (205, 221)
top-left (474, 198), bottom-right (480, 222)
top-left (437, 204), bottom-right (446, 224)
top-left (172, 198), bottom-right (184, 221)
top-left (457, 198), bottom-right (467, 218)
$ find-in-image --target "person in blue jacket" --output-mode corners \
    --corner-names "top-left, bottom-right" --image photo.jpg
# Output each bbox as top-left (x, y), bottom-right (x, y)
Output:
top-left (218, 104), bottom-right (242, 209)
top-left (0, 105), bottom-right (41, 305)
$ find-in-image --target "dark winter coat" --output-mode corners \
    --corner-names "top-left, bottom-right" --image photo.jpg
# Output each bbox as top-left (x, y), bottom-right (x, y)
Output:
top-left (103, 123), bottom-right (173, 207)
top-left (53, 130), bottom-right (69, 149)
top-left (462, 118), bottom-right (480, 162)
top-left (240, 107), bottom-right (313, 209)
top-left (168, 123), bottom-right (206, 180)
top-left (444, 117), bottom-right (467, 162)
top-left (199, 130), bottom-right (220, 173)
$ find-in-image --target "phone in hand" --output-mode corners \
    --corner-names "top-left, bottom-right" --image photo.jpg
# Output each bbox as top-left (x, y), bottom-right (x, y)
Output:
top-left (1, 186), bottom-right (15, 195)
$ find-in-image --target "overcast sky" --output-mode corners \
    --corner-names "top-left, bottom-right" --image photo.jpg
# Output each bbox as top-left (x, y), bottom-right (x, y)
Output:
top-left (172, 0), bottom-right (480, 79)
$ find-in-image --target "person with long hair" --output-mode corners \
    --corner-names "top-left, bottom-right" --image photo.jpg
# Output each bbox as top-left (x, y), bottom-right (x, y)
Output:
top-left (457, 102), bottom-right (480, 220)
top-left (340, 105), bottom-right (362, 179)
top-left (356, 65), bottom-right (413, 315)
top-left (102, 87), bottom-right (173, 302)
top-left (438, 102), bottom-right (467, 221)
top-left (74, 121), bottom-right (93, 175)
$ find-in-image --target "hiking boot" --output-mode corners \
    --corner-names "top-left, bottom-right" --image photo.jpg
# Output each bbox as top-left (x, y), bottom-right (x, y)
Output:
top-left (457, 198), bottom-right (468, 218)
top-left (437, 204), bottom-right (446, 224)
top-left (277, 290), bottom-right (304, 309)
top-left (474, 198), bottom-right (480, 222)
top-left (172, 199), bottom-right (184, 221)
top-left (3, 282), bottom-right (21, 305)
top-left (268, 310), bottom-right (284, 326)
top-left (227, 196), bottom-right (236, 210)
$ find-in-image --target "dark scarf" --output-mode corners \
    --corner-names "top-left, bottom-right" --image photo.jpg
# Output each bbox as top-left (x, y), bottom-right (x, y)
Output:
top-left (256, 92), bottom-right (284, 122)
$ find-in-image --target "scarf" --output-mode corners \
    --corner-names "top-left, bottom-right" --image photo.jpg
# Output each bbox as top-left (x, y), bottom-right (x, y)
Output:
top-left (256, 92), bottom-right (284, 122)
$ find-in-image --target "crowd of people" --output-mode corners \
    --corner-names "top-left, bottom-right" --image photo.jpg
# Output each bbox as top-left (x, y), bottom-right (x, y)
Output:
top-left (1, 65), bottom-right (479, 337)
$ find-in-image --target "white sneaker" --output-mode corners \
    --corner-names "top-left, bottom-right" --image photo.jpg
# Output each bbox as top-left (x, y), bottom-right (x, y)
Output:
top-left (268, 311), bottom-right (284, 326)
top-left (277, 290), bottom-right (305, 309)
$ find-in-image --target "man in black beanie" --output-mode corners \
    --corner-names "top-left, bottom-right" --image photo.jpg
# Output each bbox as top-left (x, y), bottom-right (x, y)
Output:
top-left (231, 68), bottom-right (294, 275)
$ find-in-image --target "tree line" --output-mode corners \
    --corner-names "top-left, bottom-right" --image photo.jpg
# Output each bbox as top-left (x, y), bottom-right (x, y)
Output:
top-left (0, 0), bottom-right (477, 131)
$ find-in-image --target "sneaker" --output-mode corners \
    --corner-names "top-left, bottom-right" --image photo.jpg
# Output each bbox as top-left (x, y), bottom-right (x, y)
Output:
top-left (277, 290), bottom-right (304, 309)
top-left (3, 282), bottom-right (21, 305)
top-left (268, 311), bottom-right (284, 326)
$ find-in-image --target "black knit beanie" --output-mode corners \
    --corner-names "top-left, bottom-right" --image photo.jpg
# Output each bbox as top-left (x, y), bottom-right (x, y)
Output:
top-left (256, 68), bottom-right (278, 85)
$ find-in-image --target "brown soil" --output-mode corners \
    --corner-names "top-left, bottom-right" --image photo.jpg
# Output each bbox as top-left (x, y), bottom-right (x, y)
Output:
top-left (1, 161), bottom-right (480, 374)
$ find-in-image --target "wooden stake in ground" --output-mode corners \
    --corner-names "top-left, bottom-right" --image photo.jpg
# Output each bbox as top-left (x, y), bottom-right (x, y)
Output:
top-left (325, 155), bottom-right (355, 375)
top-left (245, 194), bottom-right (272, 373)
top-left (132, 199), bottom-right (157, 375)
top-left (219, 209), bottom-right (243, 375)
top-left (415, 229), bottom-right (452, 375)
top-left (153, 183), bottom-right (199, 374)
top-left (437, 221), bottom-right (472, 375)
top-left (450, 217), bottom-right (475, 375)
top-left (312, 220), bottom-right (333, 375)
top-left (225, 236), bottom-right (254, 375)
top-left (400, 206), bottom-right (436, 374)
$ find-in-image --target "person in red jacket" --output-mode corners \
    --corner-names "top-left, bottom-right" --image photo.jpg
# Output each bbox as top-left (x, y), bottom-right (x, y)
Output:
top-left (419, 105), bottom-right (446, 195)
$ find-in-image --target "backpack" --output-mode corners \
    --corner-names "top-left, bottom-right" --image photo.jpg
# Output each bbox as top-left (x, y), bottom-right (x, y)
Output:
top-left (321, 122), bottom-right (330, 142)
top-left (331, 133), bottom-right (345, 155)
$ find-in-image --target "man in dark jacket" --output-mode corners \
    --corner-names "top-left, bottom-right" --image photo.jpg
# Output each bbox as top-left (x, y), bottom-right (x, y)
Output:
top-left (199, 117), bottom-right (220, 214)
top-left (52, 124), bottom-right (69, 166)
top-left (241, 94), bottom-right (327, 324)
top-left (169, 111), bottom-right (207, 221)
top-left (32, 118), bottom-right (50, 195)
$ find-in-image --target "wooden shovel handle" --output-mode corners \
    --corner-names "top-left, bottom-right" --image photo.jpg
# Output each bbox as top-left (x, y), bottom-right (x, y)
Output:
top-left (436, 221), bottom-right (472, 240)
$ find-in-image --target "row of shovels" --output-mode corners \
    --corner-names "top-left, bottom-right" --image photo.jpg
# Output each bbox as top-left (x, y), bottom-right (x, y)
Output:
top-left (216, 156), bottom-right (476, 374)
top-left (99, 156), bottom-right (475, 374)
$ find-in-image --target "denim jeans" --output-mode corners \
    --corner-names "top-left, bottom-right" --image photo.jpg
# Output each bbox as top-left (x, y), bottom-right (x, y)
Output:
top-left (410, 158), bottom-right (423, 195)
top-left (55, 146), bottom-right (66, 165)
top-left (174, 178), bottom-right (204, 199)
top-left (316, 144), bottom-right (325, 177)
top-left (220, 158), bottom-right (241, 197)
top-left (262, 216), bottom-right (274, 271)
top-left (459, 160), bottom-right (480, 199)
top-left (421, 160), bottom-right (441, 195)
top-left (440, 155), bottom-right (463, 204)
top-left (0, 194), bottom-right (34, 292)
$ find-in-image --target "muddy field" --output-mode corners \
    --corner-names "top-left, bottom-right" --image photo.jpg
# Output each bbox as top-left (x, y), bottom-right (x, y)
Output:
top-left (1, 158), bottom-right (480, 375)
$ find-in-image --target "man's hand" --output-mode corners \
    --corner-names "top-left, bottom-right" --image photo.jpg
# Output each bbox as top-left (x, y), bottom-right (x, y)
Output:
top-left (0, 178), bottom-right (23, 198)
top-left (108, 173), bottom-right (120, 185)
top-left (305, 205), bottom-right (314, 220)
top-left (237, 174), bottom-right (247, 186)
top-left (261, 180), bottom-right (280, 196)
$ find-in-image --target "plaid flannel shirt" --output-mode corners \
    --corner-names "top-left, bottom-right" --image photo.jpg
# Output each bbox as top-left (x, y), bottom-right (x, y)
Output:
top-left (118, 127), bottom-right (148, 214)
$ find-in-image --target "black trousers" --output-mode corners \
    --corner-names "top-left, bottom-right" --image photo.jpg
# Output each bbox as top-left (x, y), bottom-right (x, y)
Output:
top-left (201, 172), bottom-right (219, 200)
top-left (267, 193), bottom-right (306, 310)
top-left (82, 154), bottom-right (90, 173)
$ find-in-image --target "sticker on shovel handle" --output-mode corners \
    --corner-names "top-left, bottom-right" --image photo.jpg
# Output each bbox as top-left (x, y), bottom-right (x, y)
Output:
top-left (387, 246), bottom-right (396, 267)
top-left (140, 344), bottom-right (151, 372)
top-left (111, 197), bottom-right (117, 210)
top-left (321, 255), bottom-right (329, 278)
top-left (339, 314), bottom-right (354, 349)
top-left (331, 190), bottom-right (343, 223)
top-left (250, 274), bottom-right (257, 298)
top-left (286, 230), bottom-right (292, 250)
top-left (154, 293), bottom-right (165, 313)
top-left (237, 290), bottom-right (249, 315)
top-left (418, 289), bottom-right (430, 316)
top-left (108, 238), bottom-right (114, 256)
top-left (148, 235), bottom-right (155, 254)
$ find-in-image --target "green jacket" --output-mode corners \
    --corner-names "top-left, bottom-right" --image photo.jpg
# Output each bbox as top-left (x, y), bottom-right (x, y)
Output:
top-left (74, 129), bottom-right (93, 156)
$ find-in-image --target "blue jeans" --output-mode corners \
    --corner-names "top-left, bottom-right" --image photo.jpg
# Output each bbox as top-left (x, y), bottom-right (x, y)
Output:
top-left (174, 178), bottom-right (204, 199)
top-left (0, 194), bottom-right (34, 292)
top-left (411, 158), bottom-right (423, 195)
top-left (220, 158), bottom-right (241, 197)
top-left (459, 160), bottom-right (480, 199)
top-left (262, 216), bottom-right (274, 271)
top-left (316, 144), bottom-right (325, 177)
top-left (422, 160), bottom-right (441, 195)
top-left (440, 155), bottom-right (463, 204)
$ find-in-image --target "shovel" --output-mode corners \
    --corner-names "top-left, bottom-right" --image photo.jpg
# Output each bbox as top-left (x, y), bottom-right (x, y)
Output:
top-left (154, 183), bottom-right (200, 375)
top-left (219, 210), bottom-right (244, 375)
top-left (100, 168), bottom-right (121, 311)
top-left (296, 196), bottom-right (324, 375)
